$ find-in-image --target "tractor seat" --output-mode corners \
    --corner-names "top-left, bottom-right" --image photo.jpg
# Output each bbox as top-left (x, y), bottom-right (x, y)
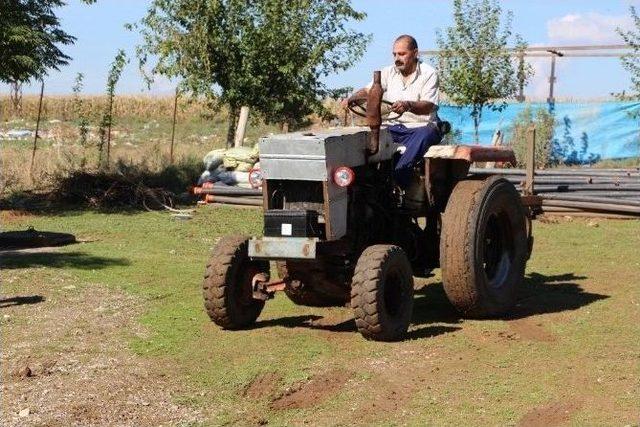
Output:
top-left (438, 120), bottom-right (451, 136)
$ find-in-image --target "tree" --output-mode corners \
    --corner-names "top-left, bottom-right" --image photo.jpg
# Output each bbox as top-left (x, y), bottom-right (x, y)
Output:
top-left (616, 6), bottom-right (640, 158)
top-left (0, 0), bottom-right (96, 112)
top-left (617, 6), bottom-right (640, 102)
top-left (99, 50), bottom-right (128, 168)
top-left (132, 0), bottom-right (369, 145)
top-left (508, 106), bottom-right (555, 168)
top-left (0, 0), bottom-right (75, 111)
top-left (435, 0), bottom-right (532, 142)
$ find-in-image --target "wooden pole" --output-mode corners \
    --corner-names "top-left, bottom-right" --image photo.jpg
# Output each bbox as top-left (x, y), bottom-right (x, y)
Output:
top-left (30, 80), bottom-right (45, 182)
top-left (525, 125), bottom-right (536, 196)
top-left (170, 87), bottom-right (179, 164)
top-left (234, 106), bottom-right (250, 147)
top-left (106, 94), bottom-right (114, 168)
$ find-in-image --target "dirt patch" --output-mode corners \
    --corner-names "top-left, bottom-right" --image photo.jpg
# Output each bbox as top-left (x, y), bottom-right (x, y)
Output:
top-left (518, 400), bottom-right (581, 426)
top-left (271, 369), bottom-right (350, 410)
top-left (507, 319), bottom-right (557, 342)
top-left (0, 282), bottom-right (202, 426)
top-left (244, 372), bottom-right (282, 400)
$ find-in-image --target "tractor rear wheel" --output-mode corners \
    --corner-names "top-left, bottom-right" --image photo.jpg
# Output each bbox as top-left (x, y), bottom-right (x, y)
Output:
top-left (351, 245), bottom-right (414, 341)
top-left (203, 235), bottom-right (269, 329)
top-left (440, 176), bottom-right (528, 318)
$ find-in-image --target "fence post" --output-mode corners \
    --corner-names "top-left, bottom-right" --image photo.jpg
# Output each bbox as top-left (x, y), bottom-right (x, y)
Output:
top-left (234, 106), bottom-right (250, 148)
top-left (524, 125), bottom-right (536, 195)
top-left (30, 80), bottom-right (45, 182)
top-left (170, 87), bottom-right (179, 164)
top-left (106, 94), bottom-right (114, 168)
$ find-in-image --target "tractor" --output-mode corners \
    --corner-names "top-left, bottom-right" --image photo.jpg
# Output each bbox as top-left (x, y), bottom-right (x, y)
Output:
top-left (202, 71), bottom-right (533, 341)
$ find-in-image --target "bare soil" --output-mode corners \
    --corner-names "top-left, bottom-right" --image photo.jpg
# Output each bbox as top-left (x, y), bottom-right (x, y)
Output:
top-left (271, 369), bottom-right (351, 410)
top-left (518, 400), bottom-right (582, 427)
top-left (243, 372), bottom-right (282, 400)
top-left (507, 318), bottom-right (558, 342)
top-left (0, 272), bottom-right (202, 426)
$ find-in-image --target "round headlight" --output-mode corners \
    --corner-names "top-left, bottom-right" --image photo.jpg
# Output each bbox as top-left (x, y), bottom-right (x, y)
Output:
top-left (333, 166), bottom-right (355, 187)
top-left (248, 167), bottom-right (264, 188)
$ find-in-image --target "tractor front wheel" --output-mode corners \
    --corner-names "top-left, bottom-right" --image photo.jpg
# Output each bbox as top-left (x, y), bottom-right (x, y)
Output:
top-left (351, 245), bottom-right (414, 341)
top-left (203, 235), bottom-right (269, 329)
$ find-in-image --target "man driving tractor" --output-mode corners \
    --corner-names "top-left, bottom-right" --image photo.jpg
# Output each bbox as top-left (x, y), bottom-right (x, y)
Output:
top-left (343, 34), bottom-right (442, 187)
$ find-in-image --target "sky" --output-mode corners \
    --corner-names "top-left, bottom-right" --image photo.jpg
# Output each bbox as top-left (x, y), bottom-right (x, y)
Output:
top-left (3, 0), bottom-right (640, 100)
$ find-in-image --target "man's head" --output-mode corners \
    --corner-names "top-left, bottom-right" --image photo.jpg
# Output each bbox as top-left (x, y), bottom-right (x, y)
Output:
top-left (393, 35), bottom-right (419, 75)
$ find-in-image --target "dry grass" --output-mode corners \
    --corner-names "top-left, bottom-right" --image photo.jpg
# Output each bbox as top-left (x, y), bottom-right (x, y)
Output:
top-left (0, 95), bottom-right (288, 196)
top-left (1, 94), bottom-right (212, 122)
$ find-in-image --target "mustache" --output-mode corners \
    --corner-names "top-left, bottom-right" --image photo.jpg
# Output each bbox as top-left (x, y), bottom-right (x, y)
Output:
top-left (395, 60), bottom-right (404, 67)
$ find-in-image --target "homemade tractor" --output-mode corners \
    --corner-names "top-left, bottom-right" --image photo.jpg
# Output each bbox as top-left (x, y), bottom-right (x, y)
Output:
top-left (203, 71), bottom-right (533, 341)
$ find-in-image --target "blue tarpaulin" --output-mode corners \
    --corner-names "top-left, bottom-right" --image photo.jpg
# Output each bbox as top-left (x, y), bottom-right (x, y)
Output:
top-left (438, 101), bottom-right (640, 159)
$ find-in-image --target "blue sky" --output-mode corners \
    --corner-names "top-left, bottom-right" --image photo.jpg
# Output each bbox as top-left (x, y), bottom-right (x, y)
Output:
top-left (4, 0), bottom-right (640, 100)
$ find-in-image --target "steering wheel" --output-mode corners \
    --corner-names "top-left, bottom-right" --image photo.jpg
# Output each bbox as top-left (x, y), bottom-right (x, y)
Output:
top-left (347, 96), bottom-right (403, 121)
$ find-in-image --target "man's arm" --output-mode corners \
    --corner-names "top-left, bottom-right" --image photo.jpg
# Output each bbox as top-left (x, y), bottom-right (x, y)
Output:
top-left (390, 100), bottom-right (436, 115)
top-left (340, 87), bottom-right (369, 109)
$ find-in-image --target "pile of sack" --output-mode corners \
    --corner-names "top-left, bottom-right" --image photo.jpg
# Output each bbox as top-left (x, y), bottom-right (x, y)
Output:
top-left (198, 146), bottom-right (259, 188)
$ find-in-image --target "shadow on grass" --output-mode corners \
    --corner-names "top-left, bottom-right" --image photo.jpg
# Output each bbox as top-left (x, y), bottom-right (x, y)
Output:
top-left (0, 250), bottom-right (130, 270)
top-left (414, 271), bottom-right (608, 321)
top-left (252, 271), bottom-right (607, 339)
top-left (0, 295), bottom-right (45, 308)
top-left (509, 272), bottom-right (608, 319)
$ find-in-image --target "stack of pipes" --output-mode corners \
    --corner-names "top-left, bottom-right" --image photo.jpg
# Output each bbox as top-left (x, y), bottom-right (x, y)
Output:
top-left (192, 182), bottom-right (262, 208)
top-left (469, 167), bottom-right (640, 218)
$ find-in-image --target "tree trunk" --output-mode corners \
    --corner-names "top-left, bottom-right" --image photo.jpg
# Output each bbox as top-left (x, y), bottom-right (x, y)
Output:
top-left (9, 81), bottom-right (23, 115)
top-left (226, 105), bottom-right (239, 148)
top-left (473, 114), bottom-right (479, 144)
top-left (472, 106), bottom-right (483, 144)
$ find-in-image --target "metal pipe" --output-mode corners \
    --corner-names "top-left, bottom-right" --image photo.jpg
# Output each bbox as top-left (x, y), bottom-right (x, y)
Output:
top-left (194, 186), bottom-right (261, 196)
top-left (540, 210), bottom-right (639, 220)
top-left (539, 193), bottom-right (640, 207)
top-left (507, 177), bottom-right (639, 185)
top-left (541, 199), bottom-right (640, 214)
top-left (204, 195), bottom-right (262, 206)
top-left (366, 70), bottom-right (383, 155)
top-left (529, 184), bottom-right (640, 192)
top-left (206, 202), bottom-right (260, 210)
top-left (536, 191), bottom-right (640, 198)
top-left (470, 167), bottom-right (639, 177)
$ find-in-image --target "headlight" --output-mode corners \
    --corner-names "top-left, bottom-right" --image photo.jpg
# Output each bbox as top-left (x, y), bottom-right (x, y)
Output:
top-left (333, 166), bottom-right (355, 187)
top-left (248, 167), bottom-right (264, 188)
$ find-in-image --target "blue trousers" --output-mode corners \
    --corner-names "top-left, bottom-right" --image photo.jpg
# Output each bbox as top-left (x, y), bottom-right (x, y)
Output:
top-left (388, 124), bottom-right (442, 187)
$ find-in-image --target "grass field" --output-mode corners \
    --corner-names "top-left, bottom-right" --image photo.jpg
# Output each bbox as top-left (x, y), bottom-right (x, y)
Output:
top-left (1, 206), bottom-right (639, 426)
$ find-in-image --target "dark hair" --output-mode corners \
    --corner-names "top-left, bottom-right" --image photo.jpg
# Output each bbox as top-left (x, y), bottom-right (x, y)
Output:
top-left (395, 34), bottom-right (418, 50)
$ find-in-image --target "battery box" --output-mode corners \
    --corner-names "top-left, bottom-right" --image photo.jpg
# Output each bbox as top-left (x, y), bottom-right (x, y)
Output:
top-left (264, 210), bottom-right (322, 238)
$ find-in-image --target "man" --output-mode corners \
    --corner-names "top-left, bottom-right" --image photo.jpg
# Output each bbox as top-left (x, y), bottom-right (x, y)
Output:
top-left (343, 34), bottom-right (442, 187)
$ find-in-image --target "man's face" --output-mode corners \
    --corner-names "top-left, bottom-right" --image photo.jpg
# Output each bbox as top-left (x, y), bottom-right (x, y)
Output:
top-left (393, 40), bottom-right (417, 73)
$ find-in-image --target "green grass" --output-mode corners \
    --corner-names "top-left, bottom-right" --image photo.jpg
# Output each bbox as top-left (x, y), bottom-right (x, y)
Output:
top-left (1, 208), bottom-right (639, 425)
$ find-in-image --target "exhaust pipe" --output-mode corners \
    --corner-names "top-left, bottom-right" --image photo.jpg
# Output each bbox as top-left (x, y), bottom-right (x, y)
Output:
top-left (366, 70), bottom-right (383, 155)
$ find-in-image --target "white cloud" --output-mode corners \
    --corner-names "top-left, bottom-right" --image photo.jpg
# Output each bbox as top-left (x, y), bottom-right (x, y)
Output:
top-left (547, 12), bottom-right (632, 44)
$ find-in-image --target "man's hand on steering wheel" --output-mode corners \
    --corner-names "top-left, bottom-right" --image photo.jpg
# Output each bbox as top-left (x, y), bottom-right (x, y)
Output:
top-left (340, 96), bottom-right (359, 110)
top-left (391, 100), bottom-right (412, 114)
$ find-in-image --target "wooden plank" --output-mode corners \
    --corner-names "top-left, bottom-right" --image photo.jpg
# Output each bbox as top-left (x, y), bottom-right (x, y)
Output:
top-left (524, 126), bottom-right (536, 196)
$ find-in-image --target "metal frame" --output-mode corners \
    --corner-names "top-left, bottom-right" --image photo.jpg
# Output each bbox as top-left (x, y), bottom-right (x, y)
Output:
top-left (420, 44), bottom-right (636, 107)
